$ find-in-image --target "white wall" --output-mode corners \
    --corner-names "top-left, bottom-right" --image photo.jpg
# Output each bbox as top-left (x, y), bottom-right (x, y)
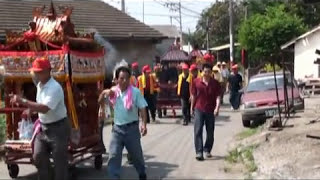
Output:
top-left (294, 31), bottom-right (320, 80)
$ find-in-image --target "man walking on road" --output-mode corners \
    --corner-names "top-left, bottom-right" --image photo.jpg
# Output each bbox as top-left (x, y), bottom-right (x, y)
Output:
top-left (191, 63), bottom-right (221, 161)
top-left (99, 66), bottom-right (148, 180)
top-left (138, 65), bottom-right (157, 123)
top-left (227, 64), bottom-right (242, 110)
top-left (177, 63), bottom-right (192, 126)
top-left (10, 57), bottom-right (71, 180)
top-left (220, 62), bottom-right (230, 104)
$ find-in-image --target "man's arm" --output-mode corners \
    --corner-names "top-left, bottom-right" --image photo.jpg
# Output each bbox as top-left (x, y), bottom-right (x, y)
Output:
top-left (214, 82), bottom-right (222, 116)
top-left (190, 79), bottom-right (197, 113)
top-left (10, 94), bottom-right (50, 113)
top-left (139, 107), bottom-right (147, 125)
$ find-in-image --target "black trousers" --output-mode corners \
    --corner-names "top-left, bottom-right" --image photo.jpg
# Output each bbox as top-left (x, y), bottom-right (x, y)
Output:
top-left (144, 91), bottom-right (156, 123)
top-left (181, 98), bottom-right (191, 123)
top-left (230, 91), bottom-right (241, 110)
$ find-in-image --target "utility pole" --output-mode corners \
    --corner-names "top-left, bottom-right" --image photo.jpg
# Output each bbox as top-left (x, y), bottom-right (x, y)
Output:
top-left (142, 0), bottom-right (145, 23)
top-left (206, 17), bottom-right (209, 51)
top-left (121, 0), bottom-right (125, 13)
top-left (178, 0), bottom-right (183, 44)
top-left (229, 0), bottom-right (234, 65)
top-left (188, 28), bottom-right (191, 53)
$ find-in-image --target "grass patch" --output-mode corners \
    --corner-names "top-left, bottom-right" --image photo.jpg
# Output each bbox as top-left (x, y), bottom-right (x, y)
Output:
top-left (225, 145), bottom-right (258, 173)
top-left (237, 127), bottom-right (262, 140)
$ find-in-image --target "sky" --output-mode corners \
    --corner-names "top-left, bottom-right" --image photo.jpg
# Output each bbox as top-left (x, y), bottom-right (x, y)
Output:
top-left (103, 0), bottom-right (214, 33)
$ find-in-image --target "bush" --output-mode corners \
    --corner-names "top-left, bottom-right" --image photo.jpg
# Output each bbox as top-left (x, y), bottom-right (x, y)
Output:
top-left (0, 115), bottom-right (6, 144)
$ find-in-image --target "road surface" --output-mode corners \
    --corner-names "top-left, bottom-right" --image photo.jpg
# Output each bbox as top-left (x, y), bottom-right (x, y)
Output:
top-left (0, 102), bottom-right (244, 179)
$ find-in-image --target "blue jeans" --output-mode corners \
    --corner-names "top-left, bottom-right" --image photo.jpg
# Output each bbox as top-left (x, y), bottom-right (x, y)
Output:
top-left (107, 121), bottom-right (146, 179)
top-left (194, 109), bottom-right (215, 155)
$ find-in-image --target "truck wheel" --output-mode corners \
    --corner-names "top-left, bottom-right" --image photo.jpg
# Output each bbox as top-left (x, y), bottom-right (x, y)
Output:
top-left (8, 164), bottom-right (19, 178)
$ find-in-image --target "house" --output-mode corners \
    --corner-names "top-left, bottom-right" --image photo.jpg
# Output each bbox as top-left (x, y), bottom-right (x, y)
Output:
top-left (281, 25), bottom-right (320, 80)
top-left (0, 0), bottom-right (166, 78)
top-left (151, 25), bottom-right (180, 57)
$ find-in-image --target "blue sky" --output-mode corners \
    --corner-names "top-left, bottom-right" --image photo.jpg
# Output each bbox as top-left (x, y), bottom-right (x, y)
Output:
top-left (103, 0), bottom-right (214, 33)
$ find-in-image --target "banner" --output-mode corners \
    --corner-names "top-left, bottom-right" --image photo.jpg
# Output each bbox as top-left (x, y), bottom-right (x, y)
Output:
top-left (0, 50), bottom-right (66, 80)
top-left (69, 50), bottom-right (105, 83)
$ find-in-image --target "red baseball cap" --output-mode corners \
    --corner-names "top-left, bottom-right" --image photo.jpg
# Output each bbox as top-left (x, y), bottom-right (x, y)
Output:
top-left (132, 62), bottom-right (138, 68)
top-left (231, 64), bottom-right (238, 69)
top-left (182, 63), bottom-right (189, 70)
top-left (29, 57), bottom-right (51, 72)
top-left (142, 65), bottom-right (151, 73)
top-left (189, 64), bottom-right (197, 71)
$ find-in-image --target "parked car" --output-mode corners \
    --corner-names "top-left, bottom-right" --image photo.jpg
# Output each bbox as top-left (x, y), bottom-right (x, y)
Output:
top-left (240, 72), bottom-right (304, 127)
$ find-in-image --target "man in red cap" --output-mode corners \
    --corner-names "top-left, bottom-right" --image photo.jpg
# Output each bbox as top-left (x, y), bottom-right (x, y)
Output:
top-left (177, 63), bottom-right (192, 125)
top-left (9, 57), bottom-right (70, 180)
top-left (138, 65), bottom-right (157, 123)
top-left (189, 64), bottom-right (200, 95)
top-left (131, 61), bottom-right (140, 78)
top-left (227, 64), bottom-right (243, 110)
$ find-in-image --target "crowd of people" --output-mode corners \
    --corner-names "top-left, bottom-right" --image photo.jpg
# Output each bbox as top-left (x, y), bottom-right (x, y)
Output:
top-left (7, 55), bottom-right (243, 180)
top-left (97, 57), bottom-right (243, 179)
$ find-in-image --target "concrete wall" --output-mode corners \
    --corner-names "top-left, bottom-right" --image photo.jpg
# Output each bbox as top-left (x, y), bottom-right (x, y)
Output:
top-left (105, 40), bottom-right (158, 77)
top-left (295, 31), bottom-right (320, 80)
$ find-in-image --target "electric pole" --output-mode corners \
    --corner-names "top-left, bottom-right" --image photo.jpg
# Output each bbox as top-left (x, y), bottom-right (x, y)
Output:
top-left (206, 17), bottom-right (209, 51)
top-left (179, 0), bottom-right (182, 39)
top-left (142, 0), bottom-right (145, 22)
top-left (229, 0), bottom-right (234, 65)
top-left (121, 0), bottom-right (125, 12)
top-left (155, 0), bottom-right (184, 45)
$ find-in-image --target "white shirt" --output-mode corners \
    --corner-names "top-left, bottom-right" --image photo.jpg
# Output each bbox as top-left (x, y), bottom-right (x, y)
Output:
top-left (36, 77), bottom-right (67, 124)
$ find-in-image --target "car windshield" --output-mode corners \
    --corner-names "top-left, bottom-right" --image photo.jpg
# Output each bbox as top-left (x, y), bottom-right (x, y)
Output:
top-left (246, 75), bottom-right (294, 92)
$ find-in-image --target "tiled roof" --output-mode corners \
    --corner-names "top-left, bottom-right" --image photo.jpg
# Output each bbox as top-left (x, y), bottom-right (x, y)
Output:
top-left (161, 48), bottom-right (190, 62)
top-left (0, 0), bottom-right (166, 41)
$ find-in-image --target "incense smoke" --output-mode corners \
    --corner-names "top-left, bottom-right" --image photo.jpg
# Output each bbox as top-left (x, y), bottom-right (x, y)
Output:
top-left (90, 29), bottom-right (118, 77)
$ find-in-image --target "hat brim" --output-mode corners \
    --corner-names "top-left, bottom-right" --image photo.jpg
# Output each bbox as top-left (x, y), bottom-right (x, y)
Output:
top-left (28, 67), bottom-right (45, 72)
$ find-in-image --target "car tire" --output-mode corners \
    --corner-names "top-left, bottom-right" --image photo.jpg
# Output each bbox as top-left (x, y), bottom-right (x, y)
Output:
top-left (242, 120), bottom-right (251, 127)
top-left (242, 115), bottom-right (251, 127)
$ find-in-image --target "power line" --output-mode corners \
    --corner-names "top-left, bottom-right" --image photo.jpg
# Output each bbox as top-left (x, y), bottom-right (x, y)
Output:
top-left (130, 12), bottom-right (179, 18)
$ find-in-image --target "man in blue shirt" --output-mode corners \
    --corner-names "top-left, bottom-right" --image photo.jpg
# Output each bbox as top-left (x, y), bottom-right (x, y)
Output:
top-left (98, 66), bottom-right (148, 180)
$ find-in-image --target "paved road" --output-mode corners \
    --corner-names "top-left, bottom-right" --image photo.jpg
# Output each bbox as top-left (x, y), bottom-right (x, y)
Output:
top-left (0, 100), bottom-right (244, 179)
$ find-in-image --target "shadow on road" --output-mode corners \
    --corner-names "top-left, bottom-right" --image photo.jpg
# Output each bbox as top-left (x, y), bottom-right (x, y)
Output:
top-left (69, 154), bottom-right (177, 180)
top-left (215, 115), bottom-right (230, 122)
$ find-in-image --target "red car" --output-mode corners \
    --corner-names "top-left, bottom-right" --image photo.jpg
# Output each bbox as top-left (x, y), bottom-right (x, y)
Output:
top-left (240, 72), bottom-right (304, 127)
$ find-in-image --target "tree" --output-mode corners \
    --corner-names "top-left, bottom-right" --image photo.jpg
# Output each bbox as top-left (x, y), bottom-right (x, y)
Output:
top-left (191, 1), bottom-right (244, 48)
top-left (238, 4), bottom-right (307, 64)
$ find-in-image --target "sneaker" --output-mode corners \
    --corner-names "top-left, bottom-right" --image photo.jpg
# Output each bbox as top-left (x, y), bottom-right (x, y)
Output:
top-left (195, 153), bottom-right (204, 161)
top-left (204, 152), bottom-right (212, 158)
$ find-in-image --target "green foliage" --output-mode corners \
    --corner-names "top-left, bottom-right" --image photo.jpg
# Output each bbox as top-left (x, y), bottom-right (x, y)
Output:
top-left (237, 126), bottom-right (261, 140)
top-left (238, 4), bottom-right (307, 62)
top-left (226, 145), bottom-right (259, 173)
top-left (191, 1), bottom-right (244, 48)
top-left (0, 115), bottom-right (6, 144)
top-left (263, 63), bottom-right (281, 72)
